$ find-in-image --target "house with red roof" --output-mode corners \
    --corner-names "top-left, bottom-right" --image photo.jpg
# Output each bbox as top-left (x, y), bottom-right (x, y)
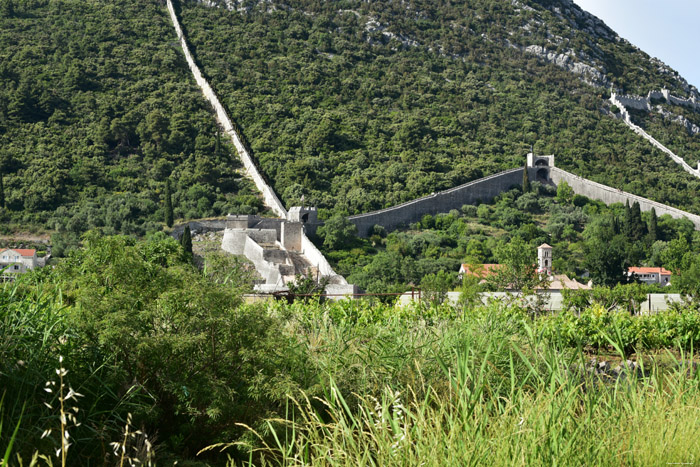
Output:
top-left (0, 248), bottom-right (38, 279)
top-left (458, 263), bottom-right (503, 280)
top-left (628, 267), bottom-right (671, 286)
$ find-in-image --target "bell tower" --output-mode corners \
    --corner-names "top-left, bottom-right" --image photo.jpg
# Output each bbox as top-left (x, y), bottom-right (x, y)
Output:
top-left (537, 243), bottom-right (553, 275)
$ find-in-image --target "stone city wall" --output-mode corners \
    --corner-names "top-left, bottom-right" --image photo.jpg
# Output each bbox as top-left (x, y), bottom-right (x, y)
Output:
top-left (166, 0), bottom-right (287, 217)
top-left (301, 233), bottom-right (347, 284)
top-left (347, 168), bottom-right (523, 236)
top-left (610, 93), bottom-right (699, 178)
top-left (550, 167), bottom-right (700, 229)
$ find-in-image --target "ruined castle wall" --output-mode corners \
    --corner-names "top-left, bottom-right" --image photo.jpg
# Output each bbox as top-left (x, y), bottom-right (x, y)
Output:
top-left (550, 167), bottom-right (700, 229)
top-left (347, 168), bottom-right (523, 236)
top-left (166, 0), bottom-right (287, 217)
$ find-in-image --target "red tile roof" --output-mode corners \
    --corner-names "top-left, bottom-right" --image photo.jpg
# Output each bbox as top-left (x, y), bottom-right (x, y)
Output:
top-left (0, 248), bottom-right (36, 257)
top-left (628, 267), bottom-right (671, 275)
top-left (627, 266), bottom-right (671, 276)
top-left (460, 263), bottom-right (503, 278)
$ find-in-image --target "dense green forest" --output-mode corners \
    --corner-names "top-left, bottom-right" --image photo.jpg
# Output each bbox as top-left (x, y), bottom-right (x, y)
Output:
top-left (0, 0), bottom-right (265, 243)
top-left (321, 179), bottom-right (700, 293)
top-left (180, 0), bottom-right (700, 216)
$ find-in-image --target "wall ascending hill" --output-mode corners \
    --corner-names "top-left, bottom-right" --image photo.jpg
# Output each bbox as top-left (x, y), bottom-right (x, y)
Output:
top-left (550, 168), bottom-right (700, 229)
top-left (348, 168), bottom-right (523, 236)
top-left (165, 0), bottom-right (287, 217)
top-left (348, 163), bottom-right (700, 236)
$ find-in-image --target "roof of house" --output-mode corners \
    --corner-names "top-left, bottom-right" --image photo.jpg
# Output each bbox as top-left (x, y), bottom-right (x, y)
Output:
top-left (538, 243), bottom-right (552, 249)
top-left (544, 274), bottom-right (591, 290)
top-left (459, 263), bottom-right (503, 278)
top-left (0, 248), bottom-right (37, 258)
top-left (628, 267), bottom-right (672, 275)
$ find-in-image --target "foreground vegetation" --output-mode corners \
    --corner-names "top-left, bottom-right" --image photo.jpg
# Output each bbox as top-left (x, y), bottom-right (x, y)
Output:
top-left (3, 233), bottom-right (700, 465)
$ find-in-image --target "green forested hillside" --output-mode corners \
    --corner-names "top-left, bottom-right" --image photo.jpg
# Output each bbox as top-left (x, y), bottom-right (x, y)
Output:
top-left (0, 0), bottom-right (264, 241)
top-left (1, 0), bottom-right (700, 236)
top-left (179, 0), bottom-right (700, 215)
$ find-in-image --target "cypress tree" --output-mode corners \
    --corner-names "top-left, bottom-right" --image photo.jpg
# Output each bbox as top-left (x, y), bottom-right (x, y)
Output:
top-left (180, 225), bottom-right (193, 261)
top-left (631, 202), bottom-right (645, 239)
top-left (0, 172), bottom-right (5, 208)
top-left (522, 165), bottom-right (530, 193)
top-left (164, 179), bottom-right (174, 227)
top-left (648, 207), bottom-right (658, 243)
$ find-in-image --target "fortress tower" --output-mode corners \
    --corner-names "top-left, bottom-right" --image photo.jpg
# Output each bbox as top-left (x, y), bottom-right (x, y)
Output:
top-left (526, 152), bottom-right (554, 183)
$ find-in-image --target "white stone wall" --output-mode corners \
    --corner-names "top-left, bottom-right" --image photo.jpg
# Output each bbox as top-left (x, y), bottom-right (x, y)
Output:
top-left (610, 92), bottom-right (700, 179)
top-left (301, 233), bottom-right (347, 284)
top-left (165, 0), bottom-right (287, 217)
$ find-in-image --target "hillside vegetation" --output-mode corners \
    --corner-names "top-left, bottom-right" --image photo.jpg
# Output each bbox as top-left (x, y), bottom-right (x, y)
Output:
top-left (1, 0), bottom-right (699, 235)
top-left (322, 181), bottom-right (700, 293)
top-left (0, 0), bottom-right (265, 242)
top-left (180, 0), bottom-right (700, 215)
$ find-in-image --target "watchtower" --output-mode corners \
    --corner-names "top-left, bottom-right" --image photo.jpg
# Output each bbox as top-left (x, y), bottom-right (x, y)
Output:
top-left (526, 152), bottom-right (554, 183)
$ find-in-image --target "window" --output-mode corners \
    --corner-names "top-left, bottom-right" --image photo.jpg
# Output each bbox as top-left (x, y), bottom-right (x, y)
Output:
top-left (13, 265), bottom-right (19, 270)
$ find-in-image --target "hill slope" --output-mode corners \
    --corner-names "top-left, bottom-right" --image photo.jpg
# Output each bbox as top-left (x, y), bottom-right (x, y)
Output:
top-left (1, 0), bottom-right (700, 235)
top-left (180, 0), bottom-right (700, 215)
top-left (0, 0), bottom-right (265, 238)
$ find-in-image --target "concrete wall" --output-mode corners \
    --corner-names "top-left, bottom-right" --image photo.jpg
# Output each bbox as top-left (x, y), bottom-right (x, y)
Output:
top-left (243, 236), bottom-right (281, 285)
top-left (221, 229), bottom-right (247, 255)
top-left (165, 0), bottom-right (287, 217)
top-left (398, 291), bottom-right (685, 312)
top-left (550, 167), bottom-right (700, 228)
top-left (247, 229), bottom-right (277, 245)
top-left (348, 168), bottom-right (523, 236)
top-left (172, 219), bottom-right (227, 237)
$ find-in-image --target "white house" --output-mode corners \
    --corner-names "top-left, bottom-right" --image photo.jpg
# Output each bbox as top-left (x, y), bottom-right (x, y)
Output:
top-left (0, 248), bottom-right (38, 279)
top-left (628, 267), bottom-right (671, 286)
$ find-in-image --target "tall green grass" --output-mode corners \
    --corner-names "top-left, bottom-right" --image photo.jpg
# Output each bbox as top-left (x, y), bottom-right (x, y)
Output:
top-left (234, 305), bottom-right (700, 466)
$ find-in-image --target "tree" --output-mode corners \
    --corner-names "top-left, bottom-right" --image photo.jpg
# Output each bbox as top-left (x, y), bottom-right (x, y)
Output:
top-left (164, 179), bottom-right (174, 227)
top-left (420, 270), bottom-right (455, 307)
top-left (647, 207), bottom-right (658, 243)
top-left (0, 0), bottom-right (13, 17)
top-left (487, 236), bottom-right (546, 291)
top-left (317, 214), bottom-right (357, 249)
top-left (180, 225), bottom-right (193, 261)
top-left (556, 181), bottom-right (574, 204)
top-left (661, 234), bottom-right (691, 275)
top-left (623, 201), bottom-right (645, 241)
top-left (522, 165), bottom-right (530, 193)
top-left (0, 172), bottom-right (5, 208)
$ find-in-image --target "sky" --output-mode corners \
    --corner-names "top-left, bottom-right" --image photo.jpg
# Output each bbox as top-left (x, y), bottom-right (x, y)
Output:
top-left (572, 0), bottom-right (700, 90)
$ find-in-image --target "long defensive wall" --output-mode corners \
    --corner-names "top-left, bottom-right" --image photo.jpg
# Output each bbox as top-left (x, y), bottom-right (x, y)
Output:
top-left (348, 154), bottom-right (700, 236)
